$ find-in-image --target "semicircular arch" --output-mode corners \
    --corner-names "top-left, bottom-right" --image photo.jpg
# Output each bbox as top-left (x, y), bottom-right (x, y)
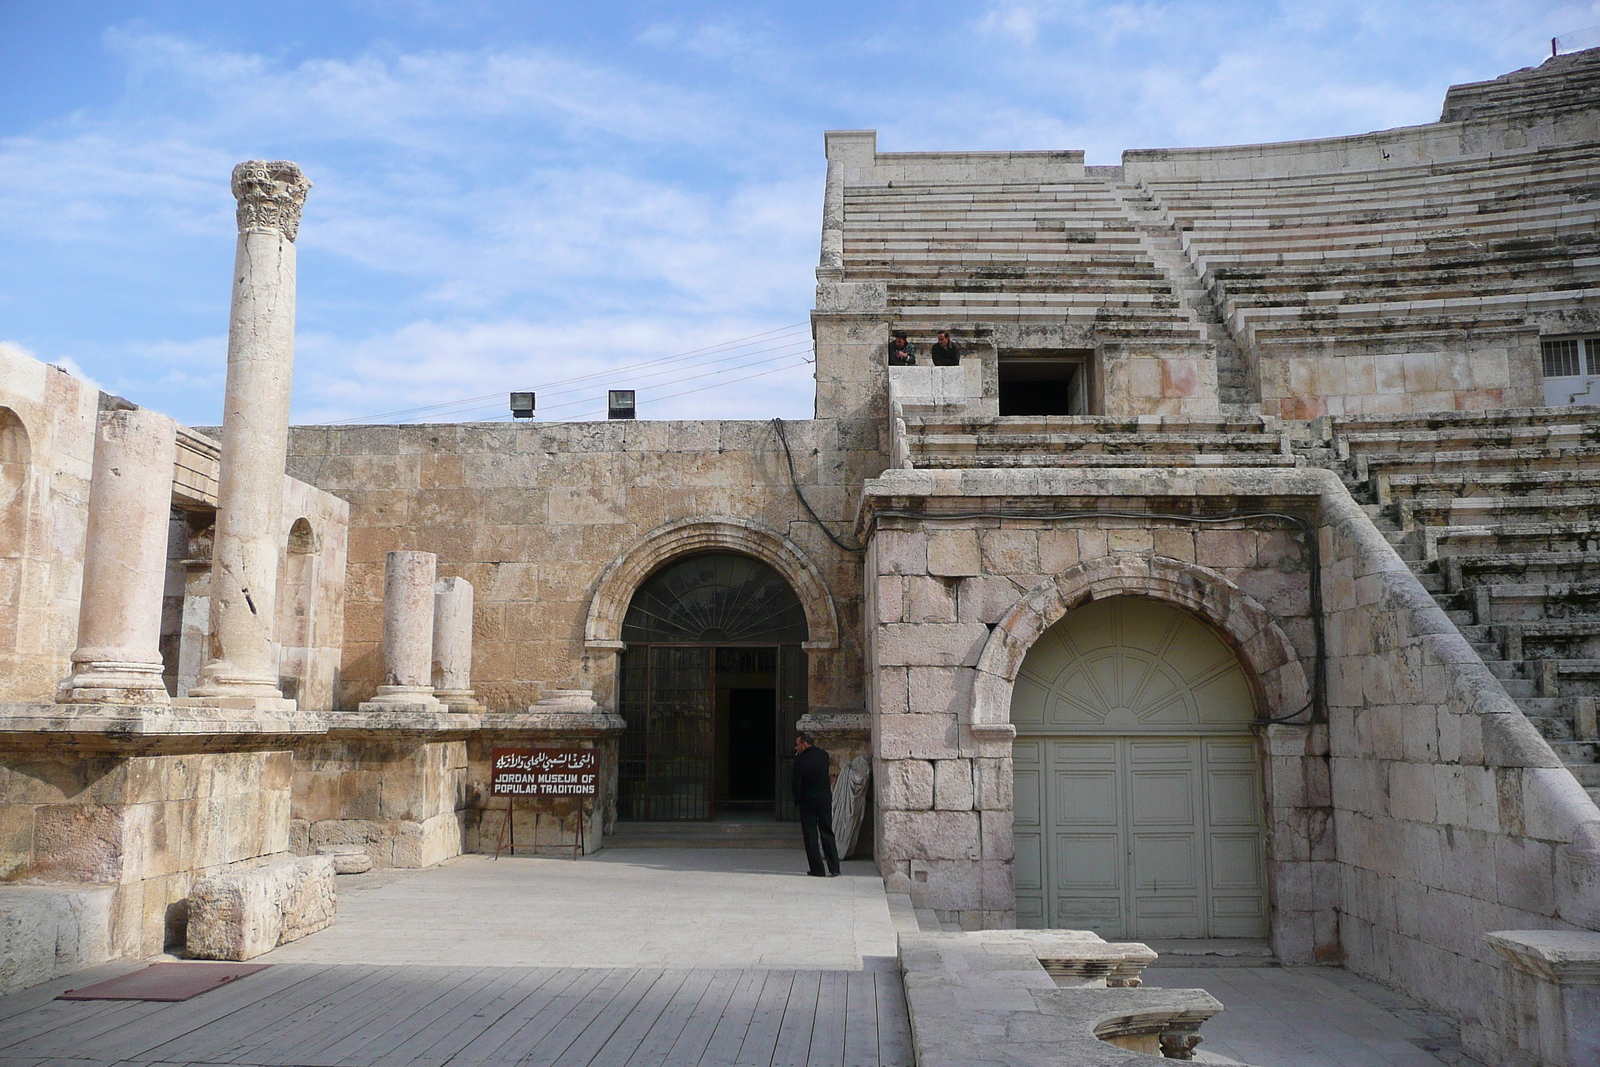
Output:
top-left (586, 517), bottom-right (839, 651)
top-left (972, 554), bottom-right (1308, 732)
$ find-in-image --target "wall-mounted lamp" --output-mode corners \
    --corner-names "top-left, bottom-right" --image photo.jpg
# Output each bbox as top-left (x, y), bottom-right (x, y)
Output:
top-left (608, 390), bottom-right (636, 420)
top-left (509, 392), bottom-right (536, 419)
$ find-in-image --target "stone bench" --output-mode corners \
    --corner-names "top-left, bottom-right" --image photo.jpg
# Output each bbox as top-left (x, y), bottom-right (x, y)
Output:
top-left (900, 931), bottom-right (1223, 1064)
top-left (187, 854), bottom-right (337, 962)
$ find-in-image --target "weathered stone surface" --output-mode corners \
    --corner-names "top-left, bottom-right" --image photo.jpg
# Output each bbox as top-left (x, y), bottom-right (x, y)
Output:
top-left (316, 845), bottom-right (373, 874)
top-left (0, 885), bottom-right (113, 996)
top-left (186, 854), bottom-right (336, 961)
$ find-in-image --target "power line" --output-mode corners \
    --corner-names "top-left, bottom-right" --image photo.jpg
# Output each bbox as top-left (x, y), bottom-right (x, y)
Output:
top-left (516, 357), bottom-right (814, 422)
top-left (328, 322), bottom-right (810, 424)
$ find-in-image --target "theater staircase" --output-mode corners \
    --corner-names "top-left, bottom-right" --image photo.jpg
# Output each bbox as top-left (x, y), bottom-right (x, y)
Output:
top-left (1319, 407), bottom-right (1600, 805)
top-left (1108, 181), bottom-right (1257, 411)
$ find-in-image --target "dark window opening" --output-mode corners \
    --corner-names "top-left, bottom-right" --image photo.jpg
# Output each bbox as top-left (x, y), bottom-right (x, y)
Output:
top-left (999, 353), bottom-right (1090, 415)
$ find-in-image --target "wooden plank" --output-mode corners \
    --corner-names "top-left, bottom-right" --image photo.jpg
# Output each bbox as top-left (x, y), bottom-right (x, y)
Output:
top-left (535, 968), bottom-right (662, 1067)
top-left (615, 969), bottom-right (715, 1067)
top-left (388, 967), bottom-right (562, 1067)
top-left (293, 965), bottom-right (491, 1066)
top-left (137, 964), bottom-right (372, 1063)
top-left (873, 972), bottom-right (914, 1067)
top-left (451, 968), bottom-right (612, 1067)
top-left (51, 963), bottom-right (330, 1062)
top-left (86, 964), bottom-right (382, 1063)
top-left (334, 965), bottom-right (507, 1065)
top-left (0, 998), bottom-right (157, 1054)
top-left (223, 964), bottom-right (413, 1063)
top-left (695, 970), bottom-right (767, 1067)
top-left (770, 969), bottom-right (821, 1067)
top-left (735, 970), bottom-right (795, 1067)
top-left (805, 971), bottom-right (847, 1067)
top-left (842, 971), bottom-right (878, 1067)
top-left (583, 969), bottom-right (692, 1067)
top-left (0, 962), bottom-right (147, 1025)
top-left (656, 969), bottom-right (744, 1067)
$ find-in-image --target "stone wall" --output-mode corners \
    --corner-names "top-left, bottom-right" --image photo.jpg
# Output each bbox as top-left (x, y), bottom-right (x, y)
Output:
top-left (1316, 480), bottom-right (1600, 1051)
top-left (0, 345), bottom-right (97, 703)
top-left (860, 466), bottom-right (1333, 952)
top-left (291, 736), bottom-right (467, 867)
top-left (285, 419), bottom-right (877, 716)
top-left (0, 743), bottom-right (294, 957)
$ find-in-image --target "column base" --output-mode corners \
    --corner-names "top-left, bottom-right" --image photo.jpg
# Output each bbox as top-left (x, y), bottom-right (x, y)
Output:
top-left (57, 661), bottom-right (171, 706)
top-left (365, 685), bottom-right (443, 710)
top-left (175, 694), bottom-right (300, 714)
top-left (433, 689), bottom-right (487, 714)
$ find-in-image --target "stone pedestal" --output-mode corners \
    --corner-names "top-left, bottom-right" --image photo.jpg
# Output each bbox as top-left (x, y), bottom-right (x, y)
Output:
top-left (432, 576), bottom-right (484, 713)
top-left (57, 408), bottom-right (178, 705)
top-left (362, 551), bottom-right (442, 713)
top-left (1475, 930), bottom-right (1600, 1067)
top-left (184, 161), bottom-right (310, 714)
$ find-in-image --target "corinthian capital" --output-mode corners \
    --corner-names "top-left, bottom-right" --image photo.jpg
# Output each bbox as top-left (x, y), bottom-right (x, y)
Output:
top-left (231, 160), bottom-right (312, 242)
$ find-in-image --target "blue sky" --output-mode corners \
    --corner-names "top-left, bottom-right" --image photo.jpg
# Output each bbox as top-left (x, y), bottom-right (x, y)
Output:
top-left (0, 1), bottom-right (1593, 426)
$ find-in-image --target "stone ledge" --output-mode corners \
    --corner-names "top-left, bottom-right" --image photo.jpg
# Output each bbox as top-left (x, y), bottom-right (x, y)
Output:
top-left (480, 711), bottom-right (626, 736)
top-left (0, 702), bottom-right (327, 737)
top-left (796, 712), bottom-right (871, 740)
top-left (327, 706), bottom-right (484, 732)
top-left (900, 931), bottom-right (1223, 1064)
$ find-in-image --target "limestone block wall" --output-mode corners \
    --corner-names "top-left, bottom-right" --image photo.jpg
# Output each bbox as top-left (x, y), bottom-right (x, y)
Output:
top-left (861, 466), bottom-right (1334, 950)
top-left (286, 418), bottom-right (877, 716)
top-left (0, 346), bottom-right (98, 703)
top-left (1256, 333), bottom-right (1543, 421)
top-left (290, 737), bottom-right (467, 868)
top-left (0, 744), bottom-right (293, 957)
top-left (1316, 482), bottom-right (1600, 1050)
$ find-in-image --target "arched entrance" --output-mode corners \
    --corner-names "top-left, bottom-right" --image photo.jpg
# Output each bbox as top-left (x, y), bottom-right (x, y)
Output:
top-left (617, 552), bottom-right (809, 821)
top-left (1010, 594), bottom-right (1268, 938)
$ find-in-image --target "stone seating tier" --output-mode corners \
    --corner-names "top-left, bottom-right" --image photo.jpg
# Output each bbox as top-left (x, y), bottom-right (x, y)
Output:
top-left (901, 415), bottom-right (1293, 469)
top-left (1440, 48), bottom-right (1600, 122)
top-left (1326, 407), bottom-right (1600, 806)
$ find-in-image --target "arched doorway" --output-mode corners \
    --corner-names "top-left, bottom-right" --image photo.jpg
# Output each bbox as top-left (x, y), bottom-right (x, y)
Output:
top-left (1010, 594), bottom-right (1268, 938)
top-left (617, 552), bottom-right (808, 821)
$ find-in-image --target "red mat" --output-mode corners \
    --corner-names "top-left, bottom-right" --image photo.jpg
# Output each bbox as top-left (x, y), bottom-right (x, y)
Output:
top-left (57, 962), bottom-right (272, 1002)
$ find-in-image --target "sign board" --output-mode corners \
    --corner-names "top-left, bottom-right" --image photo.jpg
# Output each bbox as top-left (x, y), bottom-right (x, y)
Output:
top-left (490, 748), bottom-right (599, 798)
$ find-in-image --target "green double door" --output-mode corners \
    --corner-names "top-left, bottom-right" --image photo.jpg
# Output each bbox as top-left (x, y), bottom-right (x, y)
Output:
top-left (1013, 735), bottom-right (1267, 938)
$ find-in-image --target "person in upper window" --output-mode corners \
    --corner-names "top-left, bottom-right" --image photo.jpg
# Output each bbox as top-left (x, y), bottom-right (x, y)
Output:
top-left (888, 331), bottom-right (916, 366)
top-left (929, 331), bottom-right (960, 367)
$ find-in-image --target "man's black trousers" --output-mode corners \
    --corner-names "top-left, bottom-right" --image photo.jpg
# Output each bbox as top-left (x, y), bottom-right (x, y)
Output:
top-left (799, 797), bottom-right (841, 875)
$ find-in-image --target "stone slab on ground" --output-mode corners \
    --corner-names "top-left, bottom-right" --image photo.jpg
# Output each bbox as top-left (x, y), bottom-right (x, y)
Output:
top-left (261, 848), bottom-right (895, 969)
top-left (186, 855), bottom-right (337, 961)
top-left (1143, 966), bottom-right (1476, 1067)
top-left (0, 885), bottom-right (114, 996)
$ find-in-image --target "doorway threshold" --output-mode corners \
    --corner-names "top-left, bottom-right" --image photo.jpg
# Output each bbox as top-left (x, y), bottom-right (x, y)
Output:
top-left (606, 819), bottom-right (802, 849)
top-left (1140, 939), bottom-right (1279, 967)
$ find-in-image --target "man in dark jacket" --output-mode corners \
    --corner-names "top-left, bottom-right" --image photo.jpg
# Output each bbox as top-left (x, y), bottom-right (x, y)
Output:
top-left (792, 732), bottom-right (841, 877)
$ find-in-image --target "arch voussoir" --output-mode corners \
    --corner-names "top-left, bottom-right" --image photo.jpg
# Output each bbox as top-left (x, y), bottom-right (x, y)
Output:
top-left (970, 553), bottom-right (1311, 729)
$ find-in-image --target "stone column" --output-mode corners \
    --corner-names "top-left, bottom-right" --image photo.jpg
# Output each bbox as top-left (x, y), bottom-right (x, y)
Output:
top-left (57, 407), bottom-right (178, 705)
top-left (432, 576), bottom-right (484, 712)
top-left (184, 161), bottom-right (311, 712)
top-left (367, 551), bottom-right (442, 709)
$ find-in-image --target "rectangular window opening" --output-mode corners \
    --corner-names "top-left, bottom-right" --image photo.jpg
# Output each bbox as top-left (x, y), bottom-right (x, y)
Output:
top-left (999, 350), bottom-right (1092, 416)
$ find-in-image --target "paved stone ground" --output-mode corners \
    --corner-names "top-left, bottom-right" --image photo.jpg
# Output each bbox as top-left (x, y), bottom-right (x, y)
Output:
top-left (0, 849), bottom-right (909, 1067)
top-left (265, 850), bottom-right (897, 969)
top-left (1145, 966), bottom-right (1477, 1067)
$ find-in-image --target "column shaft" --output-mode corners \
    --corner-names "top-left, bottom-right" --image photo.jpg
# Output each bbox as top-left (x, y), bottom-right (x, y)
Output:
top-left (185, 161), bottom-right (310, 712)
top-left (432, 576), bottom-right (483, 711)
top-left (58, 407), bottom-right (178, 704)
top-left (368, 550), bottom-right (441, 707)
